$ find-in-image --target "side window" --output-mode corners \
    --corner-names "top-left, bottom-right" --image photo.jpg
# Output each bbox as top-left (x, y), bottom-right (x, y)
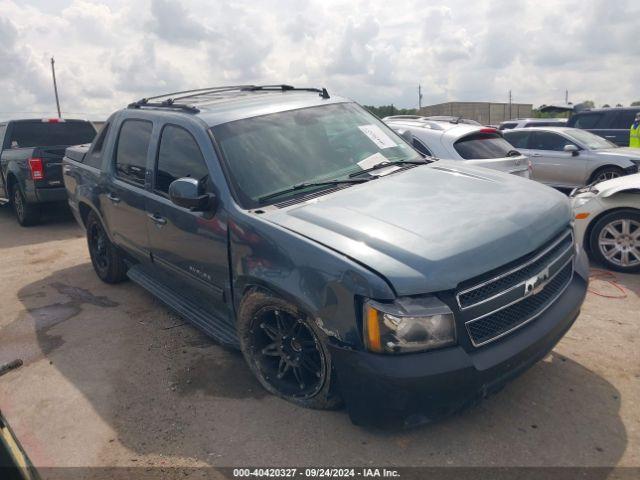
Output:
top-left (412, 138), bottom-right (432, 157)
top-left (504, 131), bottom-right (530, 149)
top-left (155, 125), bottom-right (209, 195)
top-left (114, 120), bottom-right (153, 186)
top-left (572, 113), bottom-right (603, 129)
top-left (499, 122), bottom-right (517, 130)
top-left (529, 131), bottom-right (572, 151)
top-left (85, 123), bottom-right (110, 169)
top-left (609, 110), bottom-right (639, 130)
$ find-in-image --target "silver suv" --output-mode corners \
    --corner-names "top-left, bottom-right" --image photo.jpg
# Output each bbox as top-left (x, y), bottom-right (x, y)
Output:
top-left (384, 116), bottom-right (530, 178)
top-left (504, 127), bottom-right (640, 188)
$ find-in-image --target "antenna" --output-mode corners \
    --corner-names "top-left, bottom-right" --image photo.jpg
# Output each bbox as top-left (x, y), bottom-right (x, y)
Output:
top-left (50, 57), bottom-right (62, 118)
top-left (508, 90), bottom-right (512, 120)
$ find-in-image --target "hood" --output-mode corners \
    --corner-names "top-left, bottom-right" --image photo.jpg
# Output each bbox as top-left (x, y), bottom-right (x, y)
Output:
top-left (597, 147), bottom-right (640, 161)
top-left (594, 172), bottom-right (640, 197)
top-left (266, 161), bottom-right (571, 296)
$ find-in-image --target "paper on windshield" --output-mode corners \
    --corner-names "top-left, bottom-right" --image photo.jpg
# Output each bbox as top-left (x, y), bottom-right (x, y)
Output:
top-left (358, 124), bottom-right (398, 149)
top-left (357, 152), bottom-right (400, 176)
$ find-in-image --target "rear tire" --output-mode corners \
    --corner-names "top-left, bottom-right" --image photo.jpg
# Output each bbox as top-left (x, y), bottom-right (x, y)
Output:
top-left (589, 209), bottom-right (640, 273)
top-left (11, 185), bottom-right (40, 227)
top-left (238, 291), bottom-right (342, 410)
top-left (86, 211), bottom-right (128, 283)
top-left (589, 166), bottom-right (624, 185)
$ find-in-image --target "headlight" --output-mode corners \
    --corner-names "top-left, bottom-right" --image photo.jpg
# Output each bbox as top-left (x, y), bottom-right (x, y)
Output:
top-left (572, 195), bottom-right (594, 208)
top-left (363, 296), bottom-right (456, 354)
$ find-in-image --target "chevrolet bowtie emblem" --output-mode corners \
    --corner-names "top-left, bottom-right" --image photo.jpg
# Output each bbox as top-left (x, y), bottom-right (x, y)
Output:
top-left (525, 267), bottom-right (551, 296)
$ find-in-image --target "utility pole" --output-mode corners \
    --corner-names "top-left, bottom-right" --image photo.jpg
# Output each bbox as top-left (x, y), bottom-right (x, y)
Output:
top-left (508, 90), bottom-right (512, 120)
top-left (565, 89), bottom-right (569, 105)
top-left (50, 57), bottom-right (62, 118)
top-left (418, 84), bottom-right (423, 110)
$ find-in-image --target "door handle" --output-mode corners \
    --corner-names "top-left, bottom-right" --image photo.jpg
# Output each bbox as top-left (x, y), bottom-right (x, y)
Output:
top-left (107, 193), bottom-right (121, 204)
top-left (604, 135), bottom-right (616, 139)
top-left (531, 153), bottom-right (543, 157)
top-left (148, 213), bottom-right (167, 226)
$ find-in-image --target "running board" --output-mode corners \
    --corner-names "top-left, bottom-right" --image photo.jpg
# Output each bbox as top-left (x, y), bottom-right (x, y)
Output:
top-left (127, 265), bottom-right (240, 349)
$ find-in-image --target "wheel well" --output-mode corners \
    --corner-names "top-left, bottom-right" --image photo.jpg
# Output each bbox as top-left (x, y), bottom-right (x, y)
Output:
top-left (588, 165), bottom-right (624, 183)
top-left (583, 206), bottom-right (640, 251)
top-left (6, 173), bottom-right (17, 194)
top-left (78, 202), bottom-right (92, 227)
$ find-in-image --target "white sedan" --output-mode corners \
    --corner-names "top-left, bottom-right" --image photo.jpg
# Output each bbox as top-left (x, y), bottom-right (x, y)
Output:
top-left (571, 173), bottom-right (640, 272)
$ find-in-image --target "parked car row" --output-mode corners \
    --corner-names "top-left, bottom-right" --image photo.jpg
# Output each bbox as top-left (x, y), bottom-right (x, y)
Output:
top-left (0, 85), bottom-right (637, 429)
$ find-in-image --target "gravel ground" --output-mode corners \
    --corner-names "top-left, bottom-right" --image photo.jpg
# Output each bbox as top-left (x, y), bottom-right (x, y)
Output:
top-left (0, 203), bottom-right (638, 473)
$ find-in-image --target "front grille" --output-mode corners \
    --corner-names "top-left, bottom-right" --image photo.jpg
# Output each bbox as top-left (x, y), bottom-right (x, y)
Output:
top-left (457, 231), bottom-right (573, 310)
top-left (466, 260), bottom-right (573, 346)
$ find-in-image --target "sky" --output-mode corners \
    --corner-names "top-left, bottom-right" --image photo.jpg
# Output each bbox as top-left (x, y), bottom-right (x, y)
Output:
top-left (0, 0), bottom-right (638, 121)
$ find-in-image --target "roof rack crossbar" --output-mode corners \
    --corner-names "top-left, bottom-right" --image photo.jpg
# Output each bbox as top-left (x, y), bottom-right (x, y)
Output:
top-left (126, 84), bottom-right (331, 114)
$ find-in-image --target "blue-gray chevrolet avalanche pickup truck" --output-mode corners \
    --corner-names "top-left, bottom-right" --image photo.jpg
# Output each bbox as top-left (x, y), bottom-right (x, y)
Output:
top-left (62, 85), bottom-right (589, 428)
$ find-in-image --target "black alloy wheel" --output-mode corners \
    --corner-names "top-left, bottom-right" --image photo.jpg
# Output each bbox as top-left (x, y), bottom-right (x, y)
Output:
top-left (249, 307), bottom-right (326, 399)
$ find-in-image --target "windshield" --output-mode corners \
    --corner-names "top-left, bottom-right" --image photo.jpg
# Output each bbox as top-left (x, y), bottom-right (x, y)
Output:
top-left (8, 121), bottom-right (96, 148)
top-left (211, 102), bottom-right (421, 206)
top-left (566, 129), bottom-right (618, 150)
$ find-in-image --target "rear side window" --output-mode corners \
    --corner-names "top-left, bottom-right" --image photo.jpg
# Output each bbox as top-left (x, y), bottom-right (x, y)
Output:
top-left (569, 113), bottom-right (603, 129)
top-left (85, 123), bottom-right (110, 169)
top-left (529, 131), bottom-right (573, 151)
top-left (155, 125), bottom-right (209, 195)
top-left (609, 110), bottom-right (640, 129)
top-left (504, 131), bottom-right (530, 149)
top-left (8, 121), bottom-right (96, 148)
top-left (499, 122), bottom-right (518, 130)
top-left (412, 138), bottom-right (432, 157)
top-left (114, 120), bottom-right (153, 186)
top-left (454, 133), bottom-right (513, 159)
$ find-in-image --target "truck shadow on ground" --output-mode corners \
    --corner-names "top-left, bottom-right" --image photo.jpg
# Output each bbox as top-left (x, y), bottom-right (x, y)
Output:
top-left (0, 204), bottom-right (81, 249)
top-left (13, 263), bottom-right (628, 469)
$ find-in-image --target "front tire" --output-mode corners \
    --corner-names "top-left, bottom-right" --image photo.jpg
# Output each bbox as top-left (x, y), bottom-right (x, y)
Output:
top-left (86, 211), bottom-right (128, 283)
top-left (589, 209), bottom-right (640, 273)
top-left (238, 291), bottom-right (342, 409)
top-left (589, 166), bottom-right (624, 185)
top-left (12, 186), bottom-right (40, 226)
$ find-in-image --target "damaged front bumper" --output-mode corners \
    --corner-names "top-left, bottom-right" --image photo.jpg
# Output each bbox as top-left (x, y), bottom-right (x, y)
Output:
top-left (330, 270), bottom-right (588, 429)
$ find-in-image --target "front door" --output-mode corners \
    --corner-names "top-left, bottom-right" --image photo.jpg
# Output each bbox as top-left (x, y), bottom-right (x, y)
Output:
top-left (527, 131), bottom-right (586, 187)
top-left (101, 118), bottom-right (153, 261)
top-left (145, 123), bottom-right (229, 317)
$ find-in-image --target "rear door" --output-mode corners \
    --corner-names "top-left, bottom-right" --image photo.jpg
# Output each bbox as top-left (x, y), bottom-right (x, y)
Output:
top-left (526, 131), bottom-right (586, 186)
top-left (101, 118), bottom-right (153, 261)
top-left (606, 110), bottom-right (639, 146)
top-left (145, 122), bottom-right (229, 317)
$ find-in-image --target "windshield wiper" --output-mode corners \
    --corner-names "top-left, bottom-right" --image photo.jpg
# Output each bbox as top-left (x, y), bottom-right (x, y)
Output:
top-left (258, 178), bottom-right (370, 203)
top-left (349, 159), bottom-right (430, 178)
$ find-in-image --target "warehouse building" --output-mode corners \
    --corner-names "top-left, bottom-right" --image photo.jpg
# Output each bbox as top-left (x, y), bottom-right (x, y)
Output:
top-left (418, 101), bottom-right (533, 125)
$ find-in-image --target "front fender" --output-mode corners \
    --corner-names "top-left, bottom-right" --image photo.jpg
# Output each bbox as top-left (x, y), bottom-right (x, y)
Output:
top-left (229, 212), bottom-right (395, 348)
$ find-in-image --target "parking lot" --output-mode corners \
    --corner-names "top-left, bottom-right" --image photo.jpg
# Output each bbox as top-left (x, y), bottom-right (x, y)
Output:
top-left (0, 203), bottom-right (638, 471)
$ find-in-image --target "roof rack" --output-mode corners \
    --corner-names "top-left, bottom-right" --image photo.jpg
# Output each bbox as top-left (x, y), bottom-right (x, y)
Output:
top-left (127, 84), bottom-right (330, 113)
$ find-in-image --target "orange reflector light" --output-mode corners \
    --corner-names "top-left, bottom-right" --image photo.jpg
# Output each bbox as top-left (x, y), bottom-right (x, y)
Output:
top-left (575, 212), bottom-right (590, 219)
top-left (365, 306), bottom-right (382, 353)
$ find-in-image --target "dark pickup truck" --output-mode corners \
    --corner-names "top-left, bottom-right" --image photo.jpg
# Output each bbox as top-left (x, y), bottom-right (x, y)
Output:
top-left (0, 118), bottom-right (96, 225)
top-left (63, 85), bottom-right (588, 427)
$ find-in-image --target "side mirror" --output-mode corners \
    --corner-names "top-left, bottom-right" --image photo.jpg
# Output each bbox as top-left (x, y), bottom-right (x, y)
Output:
top-left (168, 178), bottom-right (216, 212)
top-left (564, 144), bottom-right (579, 156)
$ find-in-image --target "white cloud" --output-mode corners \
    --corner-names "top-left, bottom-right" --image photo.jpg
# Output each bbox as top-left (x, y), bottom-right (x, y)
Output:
top-left (0, 0), bottom-right (639, 121)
